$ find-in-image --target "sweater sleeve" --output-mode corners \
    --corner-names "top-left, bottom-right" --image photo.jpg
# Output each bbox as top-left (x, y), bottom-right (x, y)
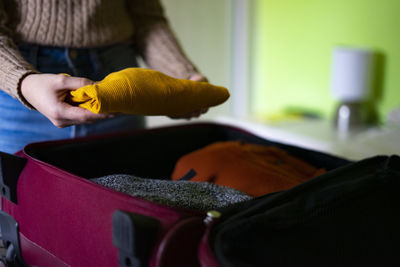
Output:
top-left (127, 0), bottom-right (200, 79)
top-left (0, 1), bottom-right (38, 106)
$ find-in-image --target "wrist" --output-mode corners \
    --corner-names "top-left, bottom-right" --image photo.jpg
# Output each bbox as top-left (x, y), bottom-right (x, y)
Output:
top-left (18, 72), bottom-right (39, 109)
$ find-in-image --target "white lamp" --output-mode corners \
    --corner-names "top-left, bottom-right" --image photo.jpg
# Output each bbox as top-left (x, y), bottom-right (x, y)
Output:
top-left (331, 47), bottom-right (374, 102)
top-left (330, 46), bottom-right (376, 133)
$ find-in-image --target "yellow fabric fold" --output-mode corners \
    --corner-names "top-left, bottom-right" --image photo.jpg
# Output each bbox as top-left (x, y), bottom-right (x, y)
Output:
top-left (69, 68), bottom-right (230, 116)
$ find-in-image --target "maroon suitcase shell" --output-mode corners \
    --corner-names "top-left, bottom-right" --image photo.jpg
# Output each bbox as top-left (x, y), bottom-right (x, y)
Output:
top-left (0, 122), bottom-right (348, 267)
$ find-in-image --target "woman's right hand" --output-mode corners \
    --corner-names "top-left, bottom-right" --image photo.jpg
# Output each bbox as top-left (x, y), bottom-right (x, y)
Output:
top-left (20, 73), bottom-right (113, 128)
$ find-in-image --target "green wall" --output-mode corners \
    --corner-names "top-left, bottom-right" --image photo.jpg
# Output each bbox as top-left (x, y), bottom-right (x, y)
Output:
top-left (252, 0), bottom-right (400, 120)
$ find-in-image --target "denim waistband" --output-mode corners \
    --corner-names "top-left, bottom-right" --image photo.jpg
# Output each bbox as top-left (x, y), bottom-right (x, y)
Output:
top-left (16, 42), bottom-right (139, 81)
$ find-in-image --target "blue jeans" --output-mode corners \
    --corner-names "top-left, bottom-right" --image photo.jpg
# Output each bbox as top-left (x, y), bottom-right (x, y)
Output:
top-left (0, 43), bottom-right (145, 154)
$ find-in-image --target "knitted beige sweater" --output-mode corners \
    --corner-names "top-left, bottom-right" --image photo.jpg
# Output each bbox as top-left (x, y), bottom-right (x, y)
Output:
top-left (0, 0), bottom-right (199, 105)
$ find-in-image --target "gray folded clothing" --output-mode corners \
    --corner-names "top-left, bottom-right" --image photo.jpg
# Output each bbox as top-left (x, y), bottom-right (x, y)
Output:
top-left (91, 174), bottom-right (252, 211)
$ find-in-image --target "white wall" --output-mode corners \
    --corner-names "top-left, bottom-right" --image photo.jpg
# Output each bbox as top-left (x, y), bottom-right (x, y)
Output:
top-left (146, 0), bottom-right (233, 127)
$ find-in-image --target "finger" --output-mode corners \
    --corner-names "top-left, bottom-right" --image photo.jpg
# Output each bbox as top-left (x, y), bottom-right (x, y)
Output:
top-left (57, 75), bottom-right (94, 90)
top-left (200, 108), bottom-right (209, 114)
top-left (169, 107), bottom-right (210, 119)
top-left (55, 104), bottom-right (112, 126)
top-left (186, 108), bottom-right (208, 117)
top-left (189, 73), bottom-right (208, 82)
top-left (169, 111), bottom-right (201, 120)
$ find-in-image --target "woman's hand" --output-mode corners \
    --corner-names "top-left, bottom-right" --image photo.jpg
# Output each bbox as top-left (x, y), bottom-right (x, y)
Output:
top-left (21, 73), bottom-right (112, 128)
top-left (168, 73), bottom-right (209, 120)
top-left (188, 73), bottom-right (208, 83)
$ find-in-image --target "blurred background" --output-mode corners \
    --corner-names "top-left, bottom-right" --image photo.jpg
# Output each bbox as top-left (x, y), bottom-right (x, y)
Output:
top-left (147, 0), bottom-right (400, 160)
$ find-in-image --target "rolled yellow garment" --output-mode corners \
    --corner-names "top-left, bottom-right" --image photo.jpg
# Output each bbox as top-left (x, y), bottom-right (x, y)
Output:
top-left (69, 68), bottom-right (230, 116)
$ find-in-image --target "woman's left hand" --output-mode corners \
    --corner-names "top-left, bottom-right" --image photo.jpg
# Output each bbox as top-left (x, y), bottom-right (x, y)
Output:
top-left (168, 73), bottom-right (209, 120)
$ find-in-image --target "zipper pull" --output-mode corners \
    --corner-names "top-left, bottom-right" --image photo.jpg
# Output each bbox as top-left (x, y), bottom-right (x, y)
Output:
top-left (204, 210), bottom-right (221, 226)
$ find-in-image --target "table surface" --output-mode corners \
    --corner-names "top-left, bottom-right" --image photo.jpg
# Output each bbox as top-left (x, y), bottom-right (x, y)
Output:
top-left (213, 116), bottom-right (400, 161)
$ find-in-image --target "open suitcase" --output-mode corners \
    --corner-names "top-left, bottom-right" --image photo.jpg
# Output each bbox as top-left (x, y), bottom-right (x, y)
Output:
top-left (1, 122), bottom-right (398, 267)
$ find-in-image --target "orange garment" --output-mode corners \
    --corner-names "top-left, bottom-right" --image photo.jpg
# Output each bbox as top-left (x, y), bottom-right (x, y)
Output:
top-left (171, 141), bottom-right (325, 197)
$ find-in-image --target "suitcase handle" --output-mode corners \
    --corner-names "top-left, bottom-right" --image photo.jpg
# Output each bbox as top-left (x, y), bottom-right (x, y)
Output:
top-left (0, 211), bottom-right (28, 267)
top-left (0, 152), bottom-right (27, 204)
top-left (112, 210), bottom-right (160, 267)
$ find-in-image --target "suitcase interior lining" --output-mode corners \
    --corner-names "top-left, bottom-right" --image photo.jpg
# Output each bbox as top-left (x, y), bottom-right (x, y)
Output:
top-left (24, 123), bottom-right (350, 179)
